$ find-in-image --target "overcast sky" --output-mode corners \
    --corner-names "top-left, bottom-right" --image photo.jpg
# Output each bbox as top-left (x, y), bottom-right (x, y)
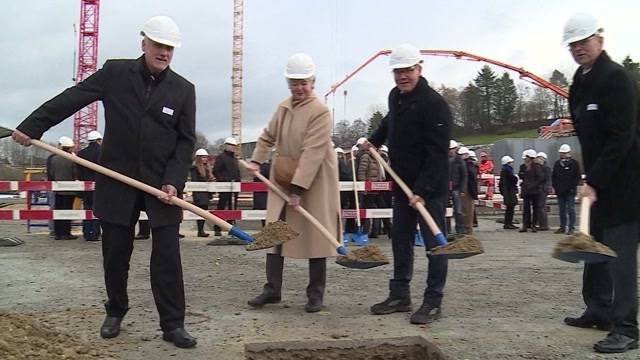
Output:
top-left (1, 0), bottom-right (639, 146)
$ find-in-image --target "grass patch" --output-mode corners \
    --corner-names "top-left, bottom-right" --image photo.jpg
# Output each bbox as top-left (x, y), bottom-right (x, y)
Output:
top-left (459, 129), bottom-right (538, 146)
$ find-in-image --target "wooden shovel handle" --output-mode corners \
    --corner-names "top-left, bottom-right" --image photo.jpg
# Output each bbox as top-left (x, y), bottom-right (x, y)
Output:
top-left (579, 196), bottom-right (591, 235)
top-left (239, 160), bottom-right (345, 254)
top-left (349, 149), bottom-right (363, 226)
top-left (367, 147), bottom-right (446, 243)
top-left (30, 139), bottom-right (234, 232)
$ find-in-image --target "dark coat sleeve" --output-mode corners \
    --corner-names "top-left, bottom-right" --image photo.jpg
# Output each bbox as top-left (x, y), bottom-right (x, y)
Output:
top-left (162, 83), bottom-right (196, 189)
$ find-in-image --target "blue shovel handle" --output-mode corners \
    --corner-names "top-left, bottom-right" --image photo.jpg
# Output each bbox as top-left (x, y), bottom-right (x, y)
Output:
top-left (228, 226), bottom-right (255, 244)
top-left (434, 232), bottom-right (448, 246)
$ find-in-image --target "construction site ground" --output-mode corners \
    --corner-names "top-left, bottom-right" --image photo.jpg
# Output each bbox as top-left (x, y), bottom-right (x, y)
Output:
top-left (1, 205), bottom-right (639, 360)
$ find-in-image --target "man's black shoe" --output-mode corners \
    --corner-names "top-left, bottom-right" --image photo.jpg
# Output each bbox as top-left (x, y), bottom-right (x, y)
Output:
top-left (554, 228), bottom-right (566, 234)
top-left (197, 232), bottom-right (210, 237)
top-left (162, 328), bottom-right (197, 348)
top-left (178, 233), bottom-right (185, 239)
top-left (214, 231), bottom-right (222, 237)
top-left (370, 297), bottom-right (412, 315)
top-left (594, 333), bottom-right (638, 353)
top-left (134, 234), bottom-right (150, 240)
top-left (410, 303), bottom-right (442, 325)
top-left (248, 293), bottom-right (281, 308)
top-left (503, 224), bottom-right (518, 230)
top-left (564, 316), bottom-right (612, 331)
top-left (100, 316), bottom-right (123, 339)
top-left (519, 228), bottom-right (527, 233)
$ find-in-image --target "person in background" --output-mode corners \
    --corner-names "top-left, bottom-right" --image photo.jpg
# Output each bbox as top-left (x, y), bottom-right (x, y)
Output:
top-left (356, 141), bottom-right (382, 238)
top-left (499, 155), bottom-right (518, 229)
top-left (190, 148), bottom-right (214, 237)
top-left (519, 149), bottom-right (544, 233)
top-left (460, 147), bottom-right (477, 234)
top-left (534, 152), bottom-right (552, 231)
top-left (77, 130), bottom-right (103, 241)
top-left (478, 151), bottom-right (495, 200)
top-left (561, 13), bottom-right (640, 353)
top-left (49, 136), bottom-right (79, 240)
top-left (252, 160), bottom-right (271, 228)
top-left (468, 150), bottom-right (479, 228)
top-left (212, 137), bottom-right (241, 236)
top-left (335, 147), bottom-right (355, 235)
top-left (377, 144), bottom-right (392, 236)
top-left (448, 140), bottom-right (467, 236)
top-left (552, 144), bottom-right (581, 235)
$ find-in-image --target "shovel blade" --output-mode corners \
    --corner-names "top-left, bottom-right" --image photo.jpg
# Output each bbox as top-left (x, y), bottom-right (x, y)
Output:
top-left (335, 259), bottom-right (389, 269)
top-left (431, 251), bottom-right (483, 259)
top-left (553, 250), bottom-right (616, 264)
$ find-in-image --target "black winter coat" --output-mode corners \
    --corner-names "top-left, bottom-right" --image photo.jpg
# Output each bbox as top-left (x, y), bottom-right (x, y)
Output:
top-left (464, 158), bottom-right (478, 199)
top-left (570, 51), bottom-right (640, 227)
top-left (369, 77), bottom-right (452, 199)
top-left (499, 164), bottom-right (518, 206)
top-left (213, 150), bottom-right (240, 183)
top-left (449, 155), bottom-right (467, 192)
top-left (77, 141), bottom-right (101, 181)
top-left (519, 163), bottom-right (544, 196)
top-left (17, 57), bottom-right (196, 227)
top-left (552, 158), bottom-right (581, 196)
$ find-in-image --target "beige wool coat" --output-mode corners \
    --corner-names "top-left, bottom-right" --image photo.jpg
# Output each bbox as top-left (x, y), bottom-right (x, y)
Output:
top-left (251, 95), bottom-right (342, 259)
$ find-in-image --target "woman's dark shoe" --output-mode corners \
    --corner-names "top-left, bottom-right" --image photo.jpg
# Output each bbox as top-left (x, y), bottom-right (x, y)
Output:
top-left (100, 316), bottom-right (123, 339)
top-left (197, 232), bottom-right (210, 237)
top-left (248, 293), bottom-right (281, 308)
top-left (162, 328), bottom-right (197, 348)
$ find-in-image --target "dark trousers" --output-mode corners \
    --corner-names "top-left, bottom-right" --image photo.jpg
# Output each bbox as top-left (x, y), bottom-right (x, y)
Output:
top-left (137, 220), bottom-right (150, 236)
top-left (557, 194), bottom-right (576, 231)
top-left (375, 192), bottom-right (392, 235)
top-left (195, 203), bottom-right (209, 233)
top-left (362, 193), bottom-right (379, 235)
top-left (504, 204), bottom-right (515, 226)
top-left (342, 192), bottom-right (357, 233)
top-left (389, 190), bottom-right (448, 307)
top-left (54, 194), bottom-right (75, 237)
top-left (214, 192), bottom-right (237, 232)
top-left (535, 193), bottom-right (548, 229)
top-left (101, 218), bottom-right (185, 331)
top-left (522, 194), bottom-right (542, 229)
top-left (82, 192), bottom-right (101, 240)
top-left (581, 222), bottom-right (639, 339)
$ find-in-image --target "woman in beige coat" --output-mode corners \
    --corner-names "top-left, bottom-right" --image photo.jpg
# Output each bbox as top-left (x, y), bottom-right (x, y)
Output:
top-left (245, 53), bottom-right (342, 313)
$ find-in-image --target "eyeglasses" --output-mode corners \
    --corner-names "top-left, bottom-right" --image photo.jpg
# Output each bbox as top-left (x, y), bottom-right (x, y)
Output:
top-left (568, 35), bottom-right (597, 49)
top-left (392, 66), bottom-right (417, 75)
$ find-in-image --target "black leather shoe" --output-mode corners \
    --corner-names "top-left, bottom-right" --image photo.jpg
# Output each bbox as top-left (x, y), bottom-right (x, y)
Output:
top-left (305, 298), bottom-right (323, 313)
top-left (370, 297), bottom-right (412, 315)
top-left (197, 232), bottom-right (210, 237)
top-left (519, 228), bottom-right (527, 233)
top-left (410, 303), bottom-right (442, 325)
top-left (248, 293), bottom-right (281, 308)
top-left (162, 328), bottom-right (197, 348)
top-left (594, 333), bottom-right (639, 353)
top-left (564, 316), bottom-right (612, 331)
top-left (503, 224), bottom-right (518, 230)
top-left (100, 316), bottom-right (123, 339)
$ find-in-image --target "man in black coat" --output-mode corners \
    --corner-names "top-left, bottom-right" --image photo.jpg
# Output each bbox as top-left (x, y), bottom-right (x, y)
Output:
top-left (364, 44), bottom-right (451, 325)
top-left (551, 144), bottom-right (581, 234)
top-left (561, 13), bottom-right (640, 354)
top-left (212, 137), bottom-right (241, 236)
top-left (498, 156), bottom-right (518, 229)
top-left (12, 16), bottom-right (197, 348)
top-left (77, 130), bottom-right (102, 241)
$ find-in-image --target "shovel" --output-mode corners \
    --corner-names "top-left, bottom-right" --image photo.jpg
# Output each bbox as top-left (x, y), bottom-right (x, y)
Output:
top-left (0, 126), bottom-right (286, 249)
top-left (239, 160), bottom-right (388, 269)
top-left (367, 147), bottom-right (482, 259)
top-left (552, 197), bottom-right (617, 263)
top-left (349, 148), bottom-right (368, 246)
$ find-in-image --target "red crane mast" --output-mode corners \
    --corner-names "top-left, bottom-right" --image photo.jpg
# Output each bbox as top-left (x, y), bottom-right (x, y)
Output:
top-left (73, 0), bottom-right (100, 148)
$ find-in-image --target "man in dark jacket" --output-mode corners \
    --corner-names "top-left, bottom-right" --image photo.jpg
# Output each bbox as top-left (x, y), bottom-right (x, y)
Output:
top-left (49, 136), bottom-right (78, 240)
top-left (519, 149), bottom-right (545, 233)
top-left (212, 137), bottom-right (241, 236)
top-left (534, 152), bottom-right (552, 231)
top-left (551, 144), bottom-right (581, 235)
top-left (498, 156), bottom-right (518, 229)
top-left (561, 13), bottom-right (640, 354)
top-left (461, 147), bottom-right (477, 234)
top-left (364, 44), bottom-right (451, 325)
top-left (77, 130), bottom-right (102, 241)
top-left (12, 16), bottom-right (197, 348)
top-left (448, 140), bottom-right (467, 235)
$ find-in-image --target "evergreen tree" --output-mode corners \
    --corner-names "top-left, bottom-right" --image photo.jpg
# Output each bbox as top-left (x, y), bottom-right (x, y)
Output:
top-left (622, 55), bottom-right (640, 87)
top-left (493, 72), bottom-right (518, 125)
top-left (437, 84), bottom-right (461, 126)
top-left (473, 65), bottom-right (497, 130)
top-left (549, 70), bottom-right (569, 118)
top-left (459, 82), bottom-right (482, 130)
top-left (366, 110), bottom-right (385, 136)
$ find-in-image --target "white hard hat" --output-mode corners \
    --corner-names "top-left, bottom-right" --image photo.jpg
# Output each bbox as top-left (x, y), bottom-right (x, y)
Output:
top-left (58, 136), bottom-right (74, 148)
top-left (356, 137), bottom-right (367, 145)
top-left (468, 150), bottom-right (477, 159)
top-left (351, 145), bottom-right (358, 152)
top-left (87, 130), bottom-right (102, 141)
top-left (524, 149), bottom-right (538, 158)
top-left (224, 137), bottom-right (238, 146)
top-left (389, 44), bottom-right (423, 69)
top-left (334, 147), bottom-right (344, 154)
top-left (559, 144), bottom-right (572, 153)
top-left (457, 146), bottom-right (469, 155)
top-left (501, 155), bottom-right (515, 165)
top-left (380, 145), bottom-right (389, 152)
top-left (562, 13), bottom-right (603, 46)
top-left (284, 53), bottom-right (315, 79)
top-left (195, 148), bottom-right (209, 156)
top-left (537, 152), bottom-right (548, 159)
top-left (140, 15), bottom-right (181, 48)
top-left (449, 140), bottom-right (459, 149)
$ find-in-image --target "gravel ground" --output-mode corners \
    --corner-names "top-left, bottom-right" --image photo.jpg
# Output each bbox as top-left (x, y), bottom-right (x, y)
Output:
top-left (1, 213), bottom-right (639, 360)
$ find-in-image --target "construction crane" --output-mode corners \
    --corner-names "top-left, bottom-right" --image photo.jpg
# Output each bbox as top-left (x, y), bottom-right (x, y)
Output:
top-left (231, 0), bottom-right (244, 155)
top-left (72, 0), bottom-right (100, 149)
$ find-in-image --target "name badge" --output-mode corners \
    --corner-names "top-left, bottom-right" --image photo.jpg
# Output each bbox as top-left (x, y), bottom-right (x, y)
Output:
top-left (162, 107), bottom-right (174, 116)
top-left (586, 103), bottom-right (598, 111)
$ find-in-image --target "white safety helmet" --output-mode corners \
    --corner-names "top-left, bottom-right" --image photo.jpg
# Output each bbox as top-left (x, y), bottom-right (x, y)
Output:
top-left (380, 145), bottom-right (389, 152)
top-left (356, 137), bottom-right (367, 145)
top-left (501, 155), bottom-right (515, 165)
top-left (562, 13), bottom-right (603, 46)
top-left (468, 150), bottom-right (477, 160)
top-left (334, 147), bottom-right (344, 154)
top-left (351, 145), bottom-right (358, 152)
top-left (224, 137), bottom-right (238, 146)
top-left (87, 130), bottom-right (102, 141)
top-left (195, 148), bottom-right (209, 156)
top-left (389, 44), bottom-right (423, 69)
top-left (58, 136), bottom-right (74, 148)
top-left (449, 139), bottom-right (459, 149)
top-left (524, 149), bottom-right (538, 158)
top-left (537, 152), bottom-right (548, 159)
top-left (558, 144), bottom-right (572, 153)
top-left (457, 146), bottom-right (469, 155)
top-left (140, 15), bottom-right (181, 48)
top-left (285, 53), bottom-right (315, 79)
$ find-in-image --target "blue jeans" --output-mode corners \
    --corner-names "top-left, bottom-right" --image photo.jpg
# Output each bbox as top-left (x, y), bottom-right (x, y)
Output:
top-left (557, 194), bottom-right (576, 231)
top-left (389, 190), bottom-right (448, 307)
top-left (451, 190), bottom-right (464, 235)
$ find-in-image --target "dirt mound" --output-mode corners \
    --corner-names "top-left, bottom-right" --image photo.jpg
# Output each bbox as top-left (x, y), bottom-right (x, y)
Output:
top-left (0, 313), bottom-right (117, 360)
top-left (246, 220), bottom-right (299, 251)
top-left (430, 235), bottom-right (484, 256)
top-left (553, 232), bottom-right (616, 257)
top-left (337, 245), bottom-right (389, 262)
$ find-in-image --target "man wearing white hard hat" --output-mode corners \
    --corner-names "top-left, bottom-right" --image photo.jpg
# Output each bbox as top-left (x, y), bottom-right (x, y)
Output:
top-left (562, 13), bottom-right (640, 353)
top-left (190, 149), bottom-right (214, 237)
top-left (77, 130), bottom-right (103, 241)
top-left (498, 155), bottom-right (518, 229)
top-left (49, 136), bottom-right (79, 240)
top-left (448, 139), bottom-right (467, 236)
top-left (551, 144), bottom-right (581, 235)
top-left (533, 152), bottom-right (552, 231)
top-left (212, 137), bottom-right (241, 236)
top-left (13, 15), bottom-right (197, 348)
top-left (518, 149), bottom-right (544, 233)
top-left (246, 53), bottom-right (341, 314)
top-left (363, 44), bottom-right (452, 325)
